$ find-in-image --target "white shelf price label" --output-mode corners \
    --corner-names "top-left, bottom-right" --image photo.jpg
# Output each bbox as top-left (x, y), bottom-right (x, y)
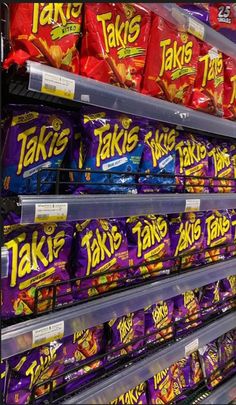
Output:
top-left (185, 199), bottom-right (200, 212)
top-left (188, 17), bottom-right (205, 40)
top-left (41, 72), bottom-right (75, 100)
top-left (35, 203), bottom-right (68, 223)
top-left (185, 338), bottom-right (199, 356)
top-left (32, 321), bottom-right (64, 348)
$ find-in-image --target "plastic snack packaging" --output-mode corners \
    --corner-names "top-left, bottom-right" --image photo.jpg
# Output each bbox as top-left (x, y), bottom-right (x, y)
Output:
top-left (126, 214), bottom-right (173, 281)
top-left (209, 3), bottom-right (236, 32)
top-left (6, 341), bottom-right (64, 404)
top-left (189, 43), bottom-right (224, 116)
top-left (75, 108), bottom-right (146, 194)
top-left (190, 351), bottom-right (203, 387)
top-left (208, 141), bottom-right (234, 193)
top-left (173, 290), bottom-right (202, 336)
top-left (223, 56), bottom-right (236, 121)
top-left (198, 281), bottom-right (221, 318)
top-left (80, 3), bottom-right (151, 91)
top-left (168, 212), bottom-right (205, 270)
top-left (73, 218), bottom-right (129, 300)
top-left (4, 3), bottom-right (83, 72)
top-left (171, 357), bottom-right (191, 399)
top-left (3, 221), bottom-right (73, 318)
top-left (204, 210), bottom-right (232, 265)
top-left (106, 310), bottom-right (145, 362)
top-left (138, 123), bottom-right (179, 193)
top-left (144, 299), bottom-right (174, 345)
top-left (147, 366), bottom-right (175, 404)
top-left (175, 133), bottom-right (209, 193)
top-left (198, 341), bottom-right (223, 389)
top-left (110, 382), bottom-right (147, 405)
top-left (218, 332), bottom-right (235, 376)
top-left (178, 3), bottom-right (210, 24)
top-left (2, 105), bottom-right (73, 195)
top-left (142, 15), bottom-right (199, 106)
top-left (220, 276), bottom-right (236, 311)
top-left (0, 361), bottom-right (6, 400)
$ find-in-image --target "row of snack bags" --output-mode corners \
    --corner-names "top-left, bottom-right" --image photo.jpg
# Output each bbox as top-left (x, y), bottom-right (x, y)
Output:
top-left (3, 4), bottom-right (236, 120)
top-left (1, 280), bottom-right (235, 404)
top-left (111, 330), bottom-right (236, 405)
top-left (2, 105), bottom-right (236, 196)
top-left (2, 209), bottom-right (236, 319)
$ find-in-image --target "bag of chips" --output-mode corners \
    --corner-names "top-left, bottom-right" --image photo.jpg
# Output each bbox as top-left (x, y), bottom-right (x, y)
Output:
top-left (224, 56), bottom-right (236, 120)
top-left (208, 141), bottom-right (234, 193)
top-left (110, 382), bottom-right (147, 405)
top-left (144, 299), bottom-right (174, 345)
top-left (198, 342), bottom-right (223, 389)
top-left (4, 3), bottom-right (83, 72)
top-left (209, 3), bottom-right (236, 32)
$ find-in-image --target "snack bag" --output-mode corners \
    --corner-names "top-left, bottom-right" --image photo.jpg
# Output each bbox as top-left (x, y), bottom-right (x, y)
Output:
top-left (0, 361), bottom-right (6, 398)
top-left (204, 210), bottom-right (232, 265)
top-left (3, 222), bottom-right (73, 318)
top-left (2, 105), bottom-right (73, 195)
top-left (4, 3), bottom-right (82, 72)
top-left (138, 123), bottom-right (179, 193)
top-left (220, 276), bottom-right (236, 311)
top-left (6, 341), bottom-right (64, 404)
top-left (175, 133), bottom-right (209, 193)
top-left (169, 212), bottom-right (205, 270)
top-left (178, 4), bottom-right (210, 24)
top-left (173, 290), bottom-right (201, 336)
top-left (73, 219), bottom-right (129, 300)
top-left (126, 214), bottom-right (173, 281)
top-left (190, 351), bottom-right (203, 387)
top-left (80, 3), bottom-right (151, 91)
top-left (147, 367), bottom-right (175, 404)
top-left (224, 57), bottom-right (236, 120)
top-left (171, 357), bottom-right (191, 398)
top-left (209, 3), bottom-right (236, 31)
top-left (190, 43), bottom-right (224, 116)
top-left (76, 108), bottom-right (146, 194)
top-left (198, 281), bottom-right (221, 318)
top-left (142, 15), bottom-right (199, 105)
top-left (110, 382), bottom-right (147, 405)
top-left (106, 310), bottom-right (145, 361)
top-left (218, 332), bottom-right (235, 375)
top-left (208, 141), bottom-right (234, 193)
top-left (144, 299), bottom-right (174, 345)
top-left (198, 342), bottom-right (223, 389)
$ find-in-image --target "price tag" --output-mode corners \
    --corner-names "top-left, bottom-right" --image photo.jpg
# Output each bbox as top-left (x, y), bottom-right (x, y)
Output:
top-left (185, 199), bottom-right (200, 212)
top-left (185, 338), bottom-right (199, 356)
top-left (35, 203), bottom-right (68, 223)
top-left (41, 72), bottom-right (75, 100)
top-left (32, 321), bottom-right (64, 348)
top-left (188, 17), bottom-right (205, 40)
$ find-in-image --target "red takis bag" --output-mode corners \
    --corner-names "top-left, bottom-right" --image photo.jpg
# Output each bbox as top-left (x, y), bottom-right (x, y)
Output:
top-left (142, 15), bottom-right (199, 105)
top-left (80, 3), bottom-right (151, 91)
top-left (4, 3), bottom-right (83, 73)
top-left (209, 3), bottom-right (236, 31)
top-left (224, 56), bottom-right (236, 120)
top-left (189, 43), bottom-right (224, 116)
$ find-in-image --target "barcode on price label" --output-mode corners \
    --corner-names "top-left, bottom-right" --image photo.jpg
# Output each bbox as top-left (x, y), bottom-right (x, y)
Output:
top-left (41, 72), bottom-right (75, 100)
top-left (185, 338), bottom-right (199, 356)
top-left (35, 203), bottom-right (68, 223)
top-left (188, 17), bottom-right (205, 40)
top-left (185, 199), bottom-right (200, 212)
top-left (32, 321), bottom-right (64, 348)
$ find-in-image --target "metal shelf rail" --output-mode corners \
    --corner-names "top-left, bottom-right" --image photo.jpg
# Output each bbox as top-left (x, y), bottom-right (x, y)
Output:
top-left (27, 61), bottom-right (236, 139)
top-left (201, 375), bottom-right (236, 404)
top-left (1, 247), bottom-right (8, 278)
top-left (2, 259), bottom-right (236, 359)
top-left (18, 193), bottom-right (236, 224)
top-left (61, 312), bottom-right (236, 404)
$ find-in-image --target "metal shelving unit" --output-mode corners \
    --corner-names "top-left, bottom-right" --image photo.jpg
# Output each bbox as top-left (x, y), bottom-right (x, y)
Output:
top-left (201, 375), bottom-right (236, 404)
top-left (2, 259), bottom-right (236, 359)
top-left (61, 312), bottom-right (236, 404)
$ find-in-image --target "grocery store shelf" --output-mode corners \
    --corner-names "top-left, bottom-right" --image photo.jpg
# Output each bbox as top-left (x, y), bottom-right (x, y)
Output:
top-left (19, 193), bottom-right (236, 224)
top-left (1, 247), bottom-right (8, 278)
top-left (2, 258), bottom-right (236, 359)
top-left (201, 375), bottom-right (236, 404)
top-left (27, 61), bottom-right (236, 139)
top-left (143, 3), bottom-right (236, 60)
top-left (62, 312), bottom-right (236, 404)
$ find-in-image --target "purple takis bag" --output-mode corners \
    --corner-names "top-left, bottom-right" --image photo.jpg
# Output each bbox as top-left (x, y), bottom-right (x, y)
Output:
top-left (171, 357), bottom-right (191, 399)
top-left (106, 310), bottom-right (145, 362)
top-left (190, 352), bottom-right (203, 388)
top-left (2, 105), bottom-right (73, 195)
top-left (126, 214), bottom-right (173, 280)
top-left (138, 123), bottom-right (179, 194)
top-left (175, 133), bottom-right (209, 193)
top-left (227, 209), bottom-right (236, 257)
top-left (218, 332), bottom-right (235, 375)
top-left (173, 290), bottom-right (201, 336)
top-left (220, 276), bottom-right (236, 311)
top-left (3, 222), bottom-right (74, 319)
top-left (110, 382), bottom-right (147, 405)
top-left (6, 341), bottom-right (64, 404)
top-left (147, 367), bottom-right (177, 404)
top-left (73, 218), bottom-right (129, 300)
top-left (169, 212), bottom-right (205, 269)
top-left (63, 360), bottom-right (102, 396)
top-left (198, 342), bottom-right (222, 390)
top-left (204, 210), bottom-right (232, 265)
top-left (208, 140), bottom-right (234, 193)
top-left (198, 281), bottom-right (221, 318)
top-left (0, 360), bottom-right (6, 396)
top-left (144, 299), bottom-right (174, 345)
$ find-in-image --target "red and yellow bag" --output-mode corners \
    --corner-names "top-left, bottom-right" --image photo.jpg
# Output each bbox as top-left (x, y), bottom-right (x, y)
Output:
top-left (4, 3), bottom-right (83, 73)
top-left (80, 3), bottom-right (151, 91)
top-left (224, 56), bottom-right (236, 120)
top-left (189, 43), bottom-right (224, 116)
top-left (209, 3), bottom-right (236, 31)
top-left (142, 15), bottom-right (199, 105)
